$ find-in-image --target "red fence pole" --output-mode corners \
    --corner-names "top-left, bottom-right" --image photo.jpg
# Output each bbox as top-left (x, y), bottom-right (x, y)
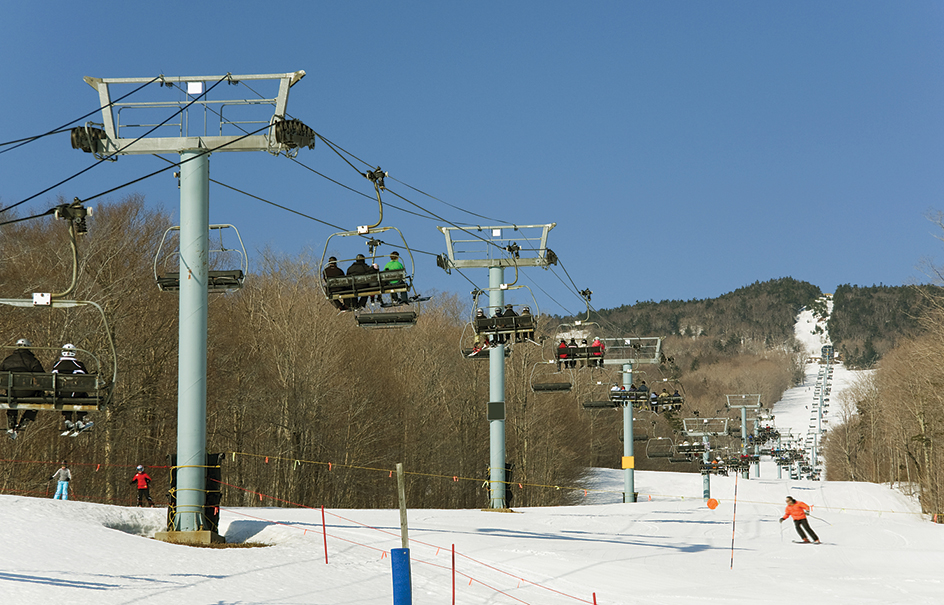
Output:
top-left (322, 505), bottom-right (328, 564)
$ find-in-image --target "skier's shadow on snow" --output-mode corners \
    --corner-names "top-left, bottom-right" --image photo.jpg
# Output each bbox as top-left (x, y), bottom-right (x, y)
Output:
top-left (0, 571), bottom-right (118, 590)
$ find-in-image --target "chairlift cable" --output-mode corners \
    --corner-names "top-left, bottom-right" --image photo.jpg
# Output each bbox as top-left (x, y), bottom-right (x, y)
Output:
top-left (80, 122), bottom-right (272, 205)
top-left (1, 75), bottom-right (231, 215)
top-left (0, 75), bottom-right (162, 155)
top-left (300, 130), bottom-right (522, 258)
top-left (285, 127), bottom-right (594, 314)
top-left (0, 207), bottom-right (59, 228)
top-left (386, 175), bottom-right (507, 224)
top-left (288, 157), bottom-right (434, 222)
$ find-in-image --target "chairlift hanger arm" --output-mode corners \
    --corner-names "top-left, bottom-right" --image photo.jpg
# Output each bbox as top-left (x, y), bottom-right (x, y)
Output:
top-left (358, 167), bottom-right (388, 232)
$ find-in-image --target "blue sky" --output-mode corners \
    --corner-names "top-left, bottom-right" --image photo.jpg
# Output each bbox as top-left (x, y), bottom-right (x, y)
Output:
top-left (3, 2), bottom-right (943, 316)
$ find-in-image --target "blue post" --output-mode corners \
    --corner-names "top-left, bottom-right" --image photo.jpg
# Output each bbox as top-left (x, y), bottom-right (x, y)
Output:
top-left (391, 548), bottom-right (413, 605)
top-left (702, 436), bottom-right (711, 499)
top-left (176, 149), bottom-right (209, 531)
top-left (488, 266), bottom-right (506, 508)
top-left (622, 362), bottom-right (635, 502)
top-left (740, 407), bottom-right (748, 479)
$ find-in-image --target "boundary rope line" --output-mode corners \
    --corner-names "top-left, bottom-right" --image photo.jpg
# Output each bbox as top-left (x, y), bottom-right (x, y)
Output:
top-left (215, 478), bottom-right (591, 605)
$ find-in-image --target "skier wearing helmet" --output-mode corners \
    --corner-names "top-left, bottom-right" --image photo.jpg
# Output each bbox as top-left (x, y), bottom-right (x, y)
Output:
top-left (130, 465), bottom-right (154, 507)
top-left (51, 343), bottom-right (90, 435)
top-left (1, 338), bottom-right (44, 437)
top-left (519, 306), bottom-right (535, 343)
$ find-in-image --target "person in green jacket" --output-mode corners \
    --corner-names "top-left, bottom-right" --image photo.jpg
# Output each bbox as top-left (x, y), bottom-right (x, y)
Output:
top-left (383, 251), bottom-right (409, 304)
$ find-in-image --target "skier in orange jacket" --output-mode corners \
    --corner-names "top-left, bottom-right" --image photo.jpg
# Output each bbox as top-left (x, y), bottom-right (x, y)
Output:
top-left (780, 495), bottom-right (820, 543)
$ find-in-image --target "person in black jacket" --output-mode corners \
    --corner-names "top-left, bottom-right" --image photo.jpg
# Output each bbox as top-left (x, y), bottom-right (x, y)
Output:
top-left (346, 254), bottom-right (376, 309)
top-left (323, 257), bottom-right (348, 311)
top-left (51, 343), bottom-right (90, 434)
top-left (2, 338), bottom-right (45, 436)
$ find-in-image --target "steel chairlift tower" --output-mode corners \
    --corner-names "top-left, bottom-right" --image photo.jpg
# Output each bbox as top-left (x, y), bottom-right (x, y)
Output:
top-left (681, 417), bottom-right (730, 499)
top-left (603, 337), bottom-right (662, 503)
top-left (438, 224), bottom-right (555, 509)
top-left (74, 71), bottom-right (312, 541)
top-left (726, 394), bottom-right (762, 480)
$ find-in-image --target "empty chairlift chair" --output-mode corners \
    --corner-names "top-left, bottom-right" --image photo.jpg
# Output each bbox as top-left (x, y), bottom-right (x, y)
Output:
top-left (646, 437), bottom-right (675, 459)
top-left (530, 361), bottom-right (573, 393)
top-left (154, 224), bottom-right (247, 293)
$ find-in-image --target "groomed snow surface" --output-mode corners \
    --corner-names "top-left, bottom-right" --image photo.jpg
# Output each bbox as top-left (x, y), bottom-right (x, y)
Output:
top-left (2, 468), bottom-right (941, 605)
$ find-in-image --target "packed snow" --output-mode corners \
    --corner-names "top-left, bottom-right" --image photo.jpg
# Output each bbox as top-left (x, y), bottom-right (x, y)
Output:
top-left (4, 297), bottom-right (939, 605)
top-left (1, 469), bottom-right (941, 604)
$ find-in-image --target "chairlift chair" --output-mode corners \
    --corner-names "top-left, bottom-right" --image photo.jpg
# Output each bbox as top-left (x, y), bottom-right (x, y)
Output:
top-left (530, 361), bottom-right (573, 393)
top-left (0, 298), bottom-right (117, 413)
top-left (582, 373), bottom-right (628, 409)
top-left (154, 224), bottom-right (248, 293)
top-left (646, 437), bottom-right (675, 458)
top-left (650, 379), bottom-right (685, 412)
top-left (320, 225), bottom-right (425, 329)
top-left (469, 288), bottom-right (539, 345)
top-left (459, 322), bottom-right (510, 359)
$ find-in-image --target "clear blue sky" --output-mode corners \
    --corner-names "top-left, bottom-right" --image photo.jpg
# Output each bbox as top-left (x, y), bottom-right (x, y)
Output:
top-left (3, 2), bottom-right (943, 316)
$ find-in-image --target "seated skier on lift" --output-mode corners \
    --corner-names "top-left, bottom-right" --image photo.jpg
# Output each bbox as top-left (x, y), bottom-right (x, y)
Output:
top-left (2, 338), bottom-right (43, 437)
top-left (52, 343), bottom-right (91, 435)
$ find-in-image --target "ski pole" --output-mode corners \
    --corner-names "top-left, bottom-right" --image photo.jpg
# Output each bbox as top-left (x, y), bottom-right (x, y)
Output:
top-left (807, 513), bottom-right (832, 526)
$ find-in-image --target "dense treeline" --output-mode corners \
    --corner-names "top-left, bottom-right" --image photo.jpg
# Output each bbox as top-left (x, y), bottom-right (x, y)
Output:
top-left (827, 284), bottom-right (942, 369)
top-left (824, 294), bottom-right (944, 515)
top-left (596, 277), bottom-right (821, 363)
top-left (0, 197), bottom-right (814, 509)
top-left (0, 197), bottom-right (590, 509)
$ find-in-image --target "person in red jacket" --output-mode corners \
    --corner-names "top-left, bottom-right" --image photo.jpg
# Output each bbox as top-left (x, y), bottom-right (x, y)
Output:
top-left (130, 465), bottom-right (154, 507)
top-left (590, 337), bottom-right (605, 367)
top-left (557, 339), bottom-right (569, 371)
top-left (780, 495), bottom-right (820, 543)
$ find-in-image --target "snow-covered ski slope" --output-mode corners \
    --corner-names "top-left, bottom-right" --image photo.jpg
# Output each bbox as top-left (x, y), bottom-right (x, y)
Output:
top-left (767, 297), bottom-right (869, 477)
top-left (1, 469), bottom-right (940, 605)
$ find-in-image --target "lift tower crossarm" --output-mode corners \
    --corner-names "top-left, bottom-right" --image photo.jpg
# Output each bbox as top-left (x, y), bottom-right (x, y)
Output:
top-left (81, 71), bottom-right (306, 156)
top-left (437, 224), bottom-right (556, 269)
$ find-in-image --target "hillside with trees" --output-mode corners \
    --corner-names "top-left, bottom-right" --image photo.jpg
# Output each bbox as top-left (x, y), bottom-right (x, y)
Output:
top-left (596, 277), bottom-right (821, 360)
top-left (2, 197), bottom-right (939, 512)
top-left (824, 296), bottom-right (944, 516)
top-left (827, 283), bottom-right (942, 369)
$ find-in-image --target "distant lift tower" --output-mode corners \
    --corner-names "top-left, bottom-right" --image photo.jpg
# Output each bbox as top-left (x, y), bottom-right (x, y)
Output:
top-left (605, 337), bottom-right (662, 503)
top-left (74, 72), bottom-right (312, 541)
top-left (726, 394), bottom-right (762, 479)
top-left (438, 224), bottom-right (556, 508)
top-left (681, 417), bottom-right (730, 499)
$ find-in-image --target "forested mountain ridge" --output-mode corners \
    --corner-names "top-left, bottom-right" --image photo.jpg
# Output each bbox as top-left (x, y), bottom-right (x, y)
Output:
top-left (589, 278), bottom-right (936, 370)
top-left (828, 283), bottom-right (943, 369)
top-left (591, 277), bottom-right (822, 356)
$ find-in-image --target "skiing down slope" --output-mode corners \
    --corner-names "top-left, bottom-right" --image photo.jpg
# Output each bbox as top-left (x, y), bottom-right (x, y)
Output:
top-left (1, 468), bottom-right (941, 605)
